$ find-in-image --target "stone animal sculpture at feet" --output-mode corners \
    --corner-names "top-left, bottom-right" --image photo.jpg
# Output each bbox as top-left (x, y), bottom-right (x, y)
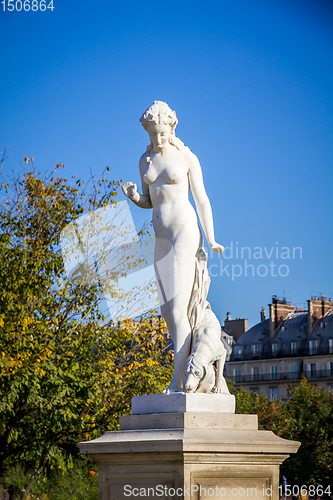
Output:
top-left (122, 101), bottom-right (226, 393)
top-left (183, 308), bottom-right (230, 394)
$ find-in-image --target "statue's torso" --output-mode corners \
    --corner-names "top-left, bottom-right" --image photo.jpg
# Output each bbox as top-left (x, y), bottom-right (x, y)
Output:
top-left (141, 148), bottom-right (197, 237)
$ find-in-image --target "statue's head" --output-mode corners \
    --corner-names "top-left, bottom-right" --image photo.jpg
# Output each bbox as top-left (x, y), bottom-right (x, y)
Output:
top-left (140, 101), bottom-right (178, 133)
top-left (140, 101), bottom-right (184, 154)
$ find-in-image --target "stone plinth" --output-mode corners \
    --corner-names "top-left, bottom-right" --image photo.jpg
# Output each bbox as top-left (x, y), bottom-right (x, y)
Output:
top-left (78, 394), bottom-right (300, 500)
top-left (132, 393), bottom-right (236, 415)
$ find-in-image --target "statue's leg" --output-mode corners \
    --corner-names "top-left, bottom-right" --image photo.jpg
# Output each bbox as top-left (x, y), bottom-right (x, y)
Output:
top-left (154, 238), bottom-right (175, 340)
top-left (164, 296), bottom-right (193, 392)
top-left (212, 351), bottom-right (230, 394)
top-left (155, 233), bottom-right (199, 392)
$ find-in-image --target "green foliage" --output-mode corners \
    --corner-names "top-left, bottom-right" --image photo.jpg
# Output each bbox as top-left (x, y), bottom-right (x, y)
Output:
top-left (234, 379), bottom-right (333, 486)
top-left (0, 161), bottom-right (173, 477)
top-left (282, 380), bottom-right (333, 487)
top-left (3, 459), bottom-right (98, 500)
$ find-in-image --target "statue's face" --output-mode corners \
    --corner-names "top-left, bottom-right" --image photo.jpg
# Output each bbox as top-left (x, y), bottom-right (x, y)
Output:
top-left (147, 122), bottom-right (172, 152)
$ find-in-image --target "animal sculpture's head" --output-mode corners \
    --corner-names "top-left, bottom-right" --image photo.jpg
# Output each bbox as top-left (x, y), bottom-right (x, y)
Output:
top-left (183, 354), bottom-right (207, 393)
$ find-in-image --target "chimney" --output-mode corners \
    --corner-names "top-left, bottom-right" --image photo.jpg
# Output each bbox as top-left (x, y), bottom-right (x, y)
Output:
top-left (269, 296), bottom-right (294, 337)
top-left (224, 316), bottom-right (248, 341)
top-left (307, 297), bottom-right (333, 335)
top-left (261, 308), bottom-right (266, 323)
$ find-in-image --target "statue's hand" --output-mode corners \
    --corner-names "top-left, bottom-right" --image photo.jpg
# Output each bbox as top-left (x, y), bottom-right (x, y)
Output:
top-left (209, 242), bottom-right (224, 254)
top-left (122, 182), bottom-right (140, 202)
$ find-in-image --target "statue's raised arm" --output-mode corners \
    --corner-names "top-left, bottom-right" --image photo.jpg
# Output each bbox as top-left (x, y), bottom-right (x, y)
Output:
top-left (122, 172), bottom-right (152, 209)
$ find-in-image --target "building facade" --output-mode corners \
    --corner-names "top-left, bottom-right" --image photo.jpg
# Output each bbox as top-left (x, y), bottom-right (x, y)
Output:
top-left (224, 296), bottom-right (333, 400)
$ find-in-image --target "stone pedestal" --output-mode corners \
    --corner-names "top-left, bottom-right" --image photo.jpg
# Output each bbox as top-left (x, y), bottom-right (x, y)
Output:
top-left (132, 393), bottom-right (236, 414)
top-left (78, 394), bottom-right (300, 500)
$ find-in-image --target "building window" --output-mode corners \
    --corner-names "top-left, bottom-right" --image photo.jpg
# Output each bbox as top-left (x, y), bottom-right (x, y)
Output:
top-left (251, 344), bottom-right (260, 357)
top-left (272, 344), bottom-right (278, 355)
top-left (250, 387), bottom-right (259, 394)
top-left (309, 340), bottom-right (318, 355)
top-left (270, 387), bottom-right (278, 400)
top-left (329, 362), bottom-right (333, 377)
top-left (234, 346), bottom-right (242, 360)
top-left (289, 364), bottom-right (297, 379)
top-left (271, 365), bottom-right (278, 380)
top-left (290, 342), bottom-right (297, 355)
top-left (310, 363), bottom-right (317, 378)
top-left (329, 339), bottom-right (333, 354)
top-left (252, 367), bottom-right (259, 381)
top-left (234, 368), bottom-right (241, 383)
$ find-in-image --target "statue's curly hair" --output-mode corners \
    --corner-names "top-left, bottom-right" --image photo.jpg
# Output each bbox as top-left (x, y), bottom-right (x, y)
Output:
top-left (140, 101), bottom-right (186, 156)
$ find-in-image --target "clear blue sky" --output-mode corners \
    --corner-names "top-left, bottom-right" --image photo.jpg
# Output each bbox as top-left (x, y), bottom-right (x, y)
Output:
top-left (1, 0), bottom-right (332, 328)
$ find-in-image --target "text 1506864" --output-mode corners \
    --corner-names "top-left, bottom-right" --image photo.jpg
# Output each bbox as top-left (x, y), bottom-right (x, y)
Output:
top-left (1, 0), bottom-right (54, 11)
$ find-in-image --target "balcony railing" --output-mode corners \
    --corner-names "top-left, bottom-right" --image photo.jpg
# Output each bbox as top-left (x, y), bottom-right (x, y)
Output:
top-left (231, 346), bottom-right (332, 361)
top-left (228, 369), bottom-right (333, 384)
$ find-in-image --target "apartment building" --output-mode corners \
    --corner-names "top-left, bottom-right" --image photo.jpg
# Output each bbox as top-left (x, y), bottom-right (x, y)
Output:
top-left (224, 296), bottom-right (333, 400)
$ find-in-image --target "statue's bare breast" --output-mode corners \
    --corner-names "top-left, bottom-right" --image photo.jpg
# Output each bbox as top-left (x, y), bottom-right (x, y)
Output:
top-left (143, 149), bottom-right (188, 188)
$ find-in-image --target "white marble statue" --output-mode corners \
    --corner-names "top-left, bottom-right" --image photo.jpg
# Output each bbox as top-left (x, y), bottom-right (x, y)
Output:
top-left (183, 308), bottom-right (230, 394)
top-left (122, 101), bottom-right (224, 393)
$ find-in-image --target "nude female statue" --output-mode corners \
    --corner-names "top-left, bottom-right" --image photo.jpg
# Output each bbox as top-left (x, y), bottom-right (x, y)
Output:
top-left (122, 101), bottom-right (224, 393)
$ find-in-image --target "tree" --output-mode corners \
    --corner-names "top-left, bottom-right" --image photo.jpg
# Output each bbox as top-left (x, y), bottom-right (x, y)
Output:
top-left (281, 379), bottom-right (333, 488)
top-left (234, 379), bottom-right (333, 488)
top-left (0, 158), bottom-right (173, 476)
